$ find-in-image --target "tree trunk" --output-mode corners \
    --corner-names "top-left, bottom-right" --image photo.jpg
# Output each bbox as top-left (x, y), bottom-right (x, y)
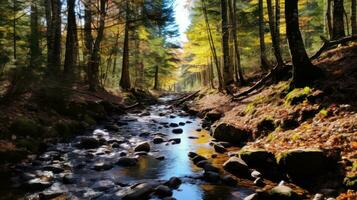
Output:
top-left (259, 0), bottom-right (269, 71)
top-left (209, 57), bottom-right (215, 89)
top-left (13, 0), bottom-right (16, 61)
top-left (267, 0), bottom-right (284, 66)
top-left (285, 0), bottom-right (322, 88)
top-left (44, 0), bottom-right (52, 69)
top-left (48, 0), bottom-right (61, 74)
top-left (332, 0), bottom-right (346, 39)
top-left (352, 0), bottom-right (357, 35)
top-left (326, 0), bottom-right (333, 38)
top-left (119, 1), bottom-right (131, 91)
top-left (221, 0), bottom-right (234, 86)
top-left (275, 0), bottom-right (281, 49)
top-left (228, 0), bottom-right (245, 84)
top-left (153, 65), bottom-right (159, 90)
top-left (88, 0), bottom-right (107, 91)
top-left (64, 0), bottom-right (78, 77)
top-left (202, 0), bottom-right (223, 90)
top-left (30, 0), bottom-right (41, 68)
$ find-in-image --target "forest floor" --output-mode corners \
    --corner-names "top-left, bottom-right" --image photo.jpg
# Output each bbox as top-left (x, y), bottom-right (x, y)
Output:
top-left (186, 44), bottom-right (357, 199)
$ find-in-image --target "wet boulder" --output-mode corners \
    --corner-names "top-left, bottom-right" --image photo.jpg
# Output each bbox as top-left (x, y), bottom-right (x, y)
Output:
top-left (153, 137), bottom-right (165, 144)
top-left (244, 185), bottom-right (301, 200)
top-left (223, 157), bottom-right (250, 178)
top-left (239, 148), bottom-right (279, 178)
top-left (212, 123), bottom-right (251, 145)
top-left (154, 185), bottom-right (173, 198)
top-left (165, 177), bottom-right (182, 189)
top-left (78, 137), bottom-right (100, 149)
top-left (93, 161), bottom-right (113, 171)
top-left (24, 178), bottom-right (53, 190)
top-left (169, 123), bottom-right (179, 127)
top-left (117, 157), bottom-right (138, 167)
top-left (134, 142), bottom-right (151, 152)
top-left (267, 185), bottom-right (301, 200)
top-left (213, 143), bottom-right (227, 153)
top-left (118, 183), bottom-right (156, 200)
top-left (222, 175), bottom-right (237, 186)
top-left (204, 110), bottom-right (222, 122)
top-left (277, 149), bottom-right (334, 181)
top-left (172, 128), bottom-right (183, 134)
top-left (92, 180), bottom-right (116, 191)
top-left (203, 171), bottom-right (221, 183)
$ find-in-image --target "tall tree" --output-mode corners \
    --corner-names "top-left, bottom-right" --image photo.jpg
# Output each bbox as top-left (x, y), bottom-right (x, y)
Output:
top-left (258, 0), bottom-right (269, 71)
top-left (326, 0), bottom-right (333, 38)
top-left (267, 0), bottom-right (284, 66)
top-left (64, 0), bottom-right (79, 77)
top-left (285, 0), bottom-right (322, 88)
top-left (29, 0), bottom-right (41, 68)
top-left (119, 0), bottom-right (131, 91)
top-left (228, 0), bottom-right (244, 84)
top-left (84, 0), bottom-right (93, 77)
top-left (352, 0), bottom-right (357, 35)
top-left (201, 0), bottom-right (223, 89)
top-left (332, 0), bottom-right (346, 39)
top-left (46, 0), bottom-right (61, 74)
top-left (88, 0), bottom-right (107, 91)
top-left (221, 0), bottom-right (233, 86)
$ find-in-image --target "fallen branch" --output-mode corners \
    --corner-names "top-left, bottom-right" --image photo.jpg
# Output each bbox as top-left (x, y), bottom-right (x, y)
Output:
top-left (124, 102), bottom-right (140, 110)
top-left (174, 90), bottom-right (200, 106)
top-left (310, 35), bottom-right (357, 60)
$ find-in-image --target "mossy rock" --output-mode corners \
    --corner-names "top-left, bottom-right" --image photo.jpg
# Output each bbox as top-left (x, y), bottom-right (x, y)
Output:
top-left (212, 123), bottom-right (251, 145)
top-left (239, 148), bottom-right (279, 178)
top-left (344, 175), bottom-right (357, 189)
top-left (256, 117), bottom-right (276, 136)
top-left (9, 117), bottom-right (42, 138)
top-left (277, 149), bottom-right (335, 180)
top-left (285, 87), bottom-right (312, 105)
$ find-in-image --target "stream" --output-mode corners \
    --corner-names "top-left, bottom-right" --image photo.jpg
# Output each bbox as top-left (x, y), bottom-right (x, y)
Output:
top-left (4, 95), bottom-right (253, 200)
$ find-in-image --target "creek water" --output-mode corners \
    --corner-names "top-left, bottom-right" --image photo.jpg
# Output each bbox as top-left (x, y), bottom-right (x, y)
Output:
top-left (3, 96), bottom-right (252, 200)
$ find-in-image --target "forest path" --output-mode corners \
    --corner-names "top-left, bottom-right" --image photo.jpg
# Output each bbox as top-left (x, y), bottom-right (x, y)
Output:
top-left (7, 95), bottom-right (252, 200)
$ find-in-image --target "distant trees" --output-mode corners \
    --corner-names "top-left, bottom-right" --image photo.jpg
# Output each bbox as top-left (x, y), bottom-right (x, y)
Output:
top-left (352, 0), bottom-right (357, 35)
top-left (332, 0), bottom-right (346, 39)
top-left (29, 0), bottom-right (40, 69)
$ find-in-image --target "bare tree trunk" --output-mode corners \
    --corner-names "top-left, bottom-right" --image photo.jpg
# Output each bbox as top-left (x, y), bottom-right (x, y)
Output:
top-left (209, 57), bottom-right (215, 89)
top-left (332, 0), bottom-right (346, 39)
top-left (202, 0), bottom-right (223, 90)
top-left (228, 0), bottom-right (245, 84)
top-left (44, 0), bottom-right (52, 69)
top-left (13, 0), bottom-right (16, 61)
top-left (352, 0), bottom-right (357, 34)
top-left (64, 0), bottom-right (78, 77)
top-left (221, 0), bottom-right (234, 86)
top-left (119, 0), bottom-right (131, 91)
top-left (259, 0), bottom-right (269, 71)
top-left (30, 0), bottom-right (41, 68)
top-left (285, 0), bottom-right (322, 88)
top-left (88, 0), bottom-right (107, 91)
top-left (153, 65), bottom-right (159, 90)
top-left (267, 0), bottom-right (284, 66)
top-left (326, 0), bottom-right (333, 38)
top-left (49, 0), bottom-right (61, 74)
